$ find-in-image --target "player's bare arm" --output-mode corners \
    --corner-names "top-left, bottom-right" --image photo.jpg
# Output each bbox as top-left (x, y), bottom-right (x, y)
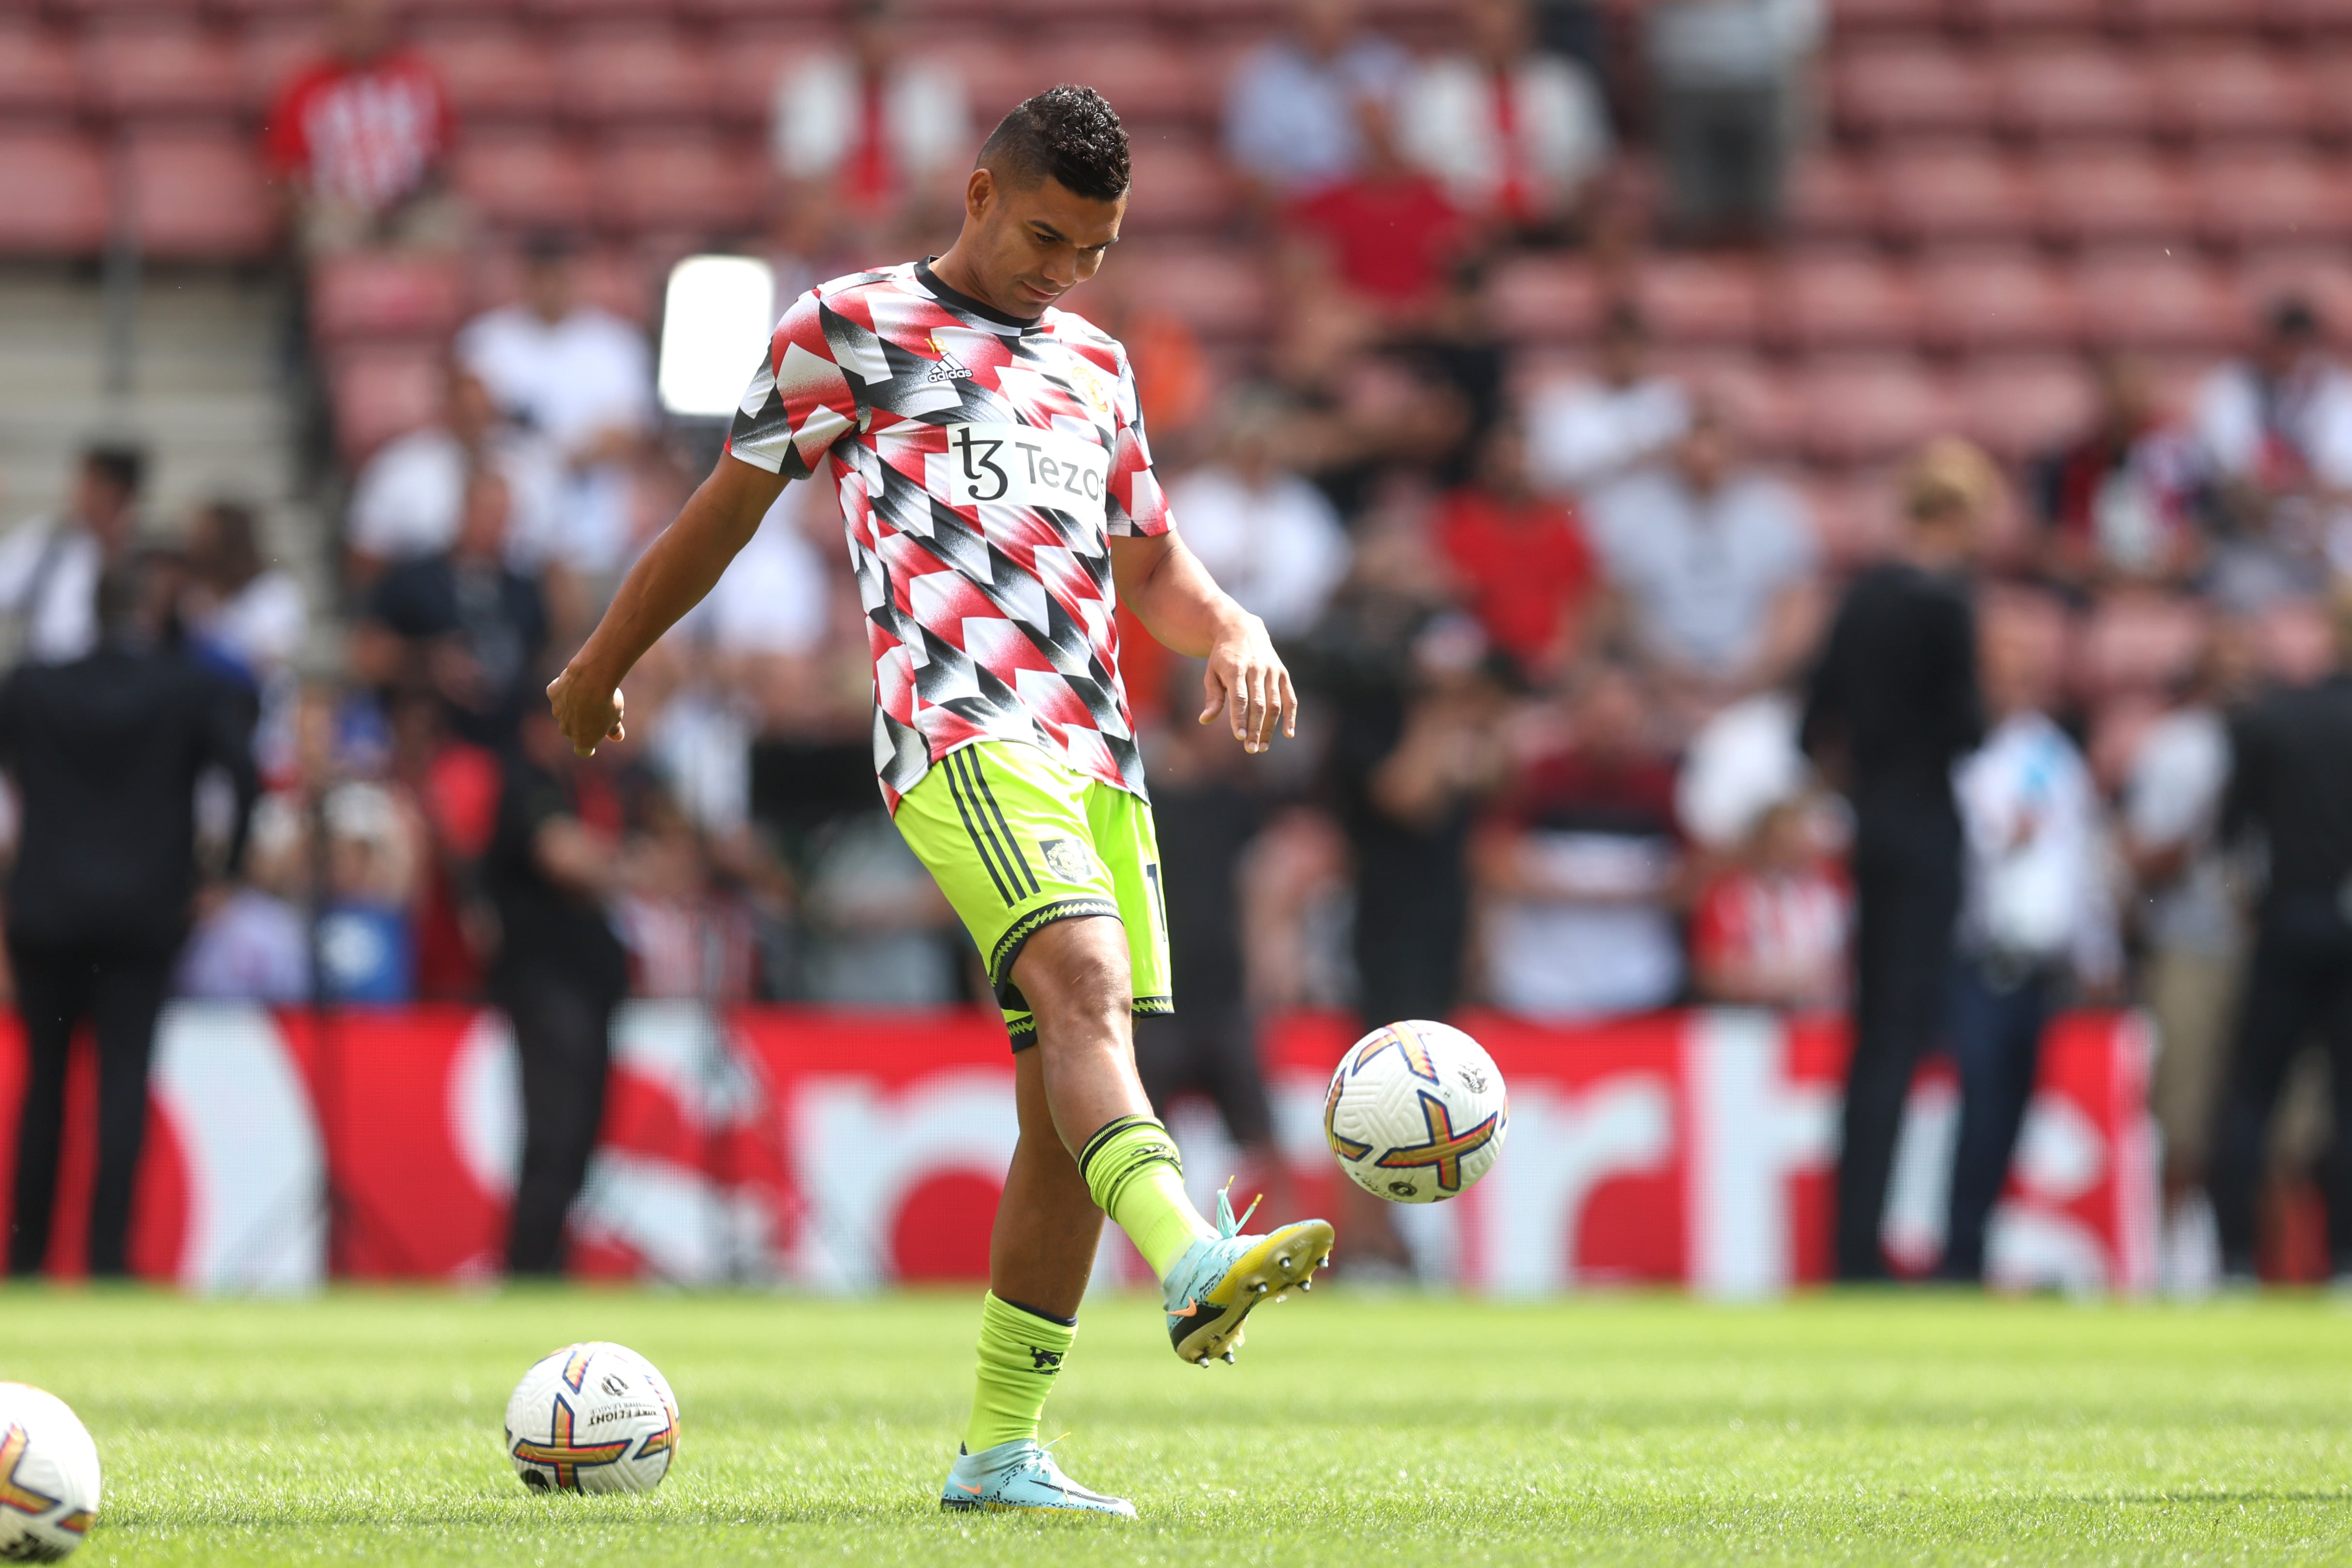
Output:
top-left (545, 453), bottom-right (787, 756)
top-left (1109, 530), bottom-right (1297, 753)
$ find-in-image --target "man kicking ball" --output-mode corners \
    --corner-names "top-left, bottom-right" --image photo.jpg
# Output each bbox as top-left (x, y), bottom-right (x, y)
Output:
top-left (545, 85), bottom-right (1333, 1517)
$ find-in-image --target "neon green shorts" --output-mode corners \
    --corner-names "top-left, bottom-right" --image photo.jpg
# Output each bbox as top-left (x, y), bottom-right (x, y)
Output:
top-left (892, 739), bottom-right (1172, 1048)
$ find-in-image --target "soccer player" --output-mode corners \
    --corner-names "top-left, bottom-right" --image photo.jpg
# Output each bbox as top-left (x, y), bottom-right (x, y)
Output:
top-left (546, 86), bottom-right (1333, 1517)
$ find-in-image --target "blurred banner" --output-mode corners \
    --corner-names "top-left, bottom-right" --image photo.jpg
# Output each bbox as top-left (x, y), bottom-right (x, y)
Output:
top-left (0, 1005), bottom-right (2155, 1297)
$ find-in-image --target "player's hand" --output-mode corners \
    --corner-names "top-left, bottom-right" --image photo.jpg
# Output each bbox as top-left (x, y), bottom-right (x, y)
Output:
top-left (546, 661), bottom-right (626, 757)
top-left (1200, 613), bottom-right (1297, 754)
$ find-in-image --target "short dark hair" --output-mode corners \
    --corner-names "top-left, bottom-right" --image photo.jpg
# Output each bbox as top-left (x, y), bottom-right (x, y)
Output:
top-left (82, 443), bottom-right (145, 497)
top-left (979, 85), bottom-right (1130, 203)
top-left (2269, 295), bottom-right (2320, 340)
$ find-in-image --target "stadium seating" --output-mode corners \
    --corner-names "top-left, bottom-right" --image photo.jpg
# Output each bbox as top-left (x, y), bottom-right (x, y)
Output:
top-left (2155, 47), bottom-right (2315, 143)
top-left (1776, 252), bottom-right (1921, 353)
top-left (414, 24), bottom-right (562, 122)
top-left (1875, 144), bottom-right (2036, 244)
top-left (561, 26), bottom-right (718, 127)
top-left (1634, 255), bottom-right (1768, 348)
top-left (328, 341), bottom-right (446, 461)
top-left (1951, 354), bottom-right (2099, 460)
top-left (0, 132), bottom-right (111, 255)
top-left (1795, 356), bottom-right (1961, 464)
top-left (0, 26), bottom-right (84, 118)
top-left (124, 131), bottom-right (275, 259)
top-left (1831, 40), bottom-right (1995, 140)
top-left (452, 133), bottom-right (595, 233)
top-left (84, 23), bottom-right (246, 123)
top-left (1996, 43), bottom-right (2162, 143)
top-left (1488, 254), bottom-right (1602, 345)
top-left (308, 252), bottom-right (469, 346)
top-left (1918, 251), bottom-right (2084, 355)
top-left (2075, 249), bottom-right (2243, 350)
top-left (2033, 148), bottom-right (2195, 245)
top-left (596, 134), bottom-right (764, 238)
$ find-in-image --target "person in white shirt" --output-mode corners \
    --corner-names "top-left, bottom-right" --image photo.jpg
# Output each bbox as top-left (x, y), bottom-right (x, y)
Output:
top-left (1398, 0), bottom-right (1612, 236)
top-left (1165, 394), bottom-right (1352, 641)
top-left (1225, 0), bottom-right (1413, 204)
top-left (454, 237), bottom-right (653, 585)
top-left (0, 446), bottom-right (143, 666)
top-left (1526, 304), bottom-right (1690, 500)
top-left (1941, 595), bottom-right (2120, 1283)
top-left (2194, 298), bottom-right (2352, 606)
top-left (772, 0), bottom-right (972, 250)
top-left (345, 364), bottom-right (561, 581)
top-left (1586, 397), bottom-right (1821, 724)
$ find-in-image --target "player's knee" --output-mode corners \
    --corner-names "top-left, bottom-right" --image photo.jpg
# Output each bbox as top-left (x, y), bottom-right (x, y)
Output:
top-left (1016, 916), bottom-right (1131, 1026)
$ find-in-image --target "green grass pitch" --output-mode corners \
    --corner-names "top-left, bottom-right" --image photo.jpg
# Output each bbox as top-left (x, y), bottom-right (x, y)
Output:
top-left (5, 1286), bottom-right (2351, 1565)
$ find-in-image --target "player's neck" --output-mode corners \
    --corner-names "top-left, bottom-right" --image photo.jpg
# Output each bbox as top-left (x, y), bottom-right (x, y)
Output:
top-left (925, 247), bottom-right (1040, 327)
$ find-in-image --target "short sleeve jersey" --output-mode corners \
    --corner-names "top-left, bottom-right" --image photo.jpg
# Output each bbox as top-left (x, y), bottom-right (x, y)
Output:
top-left (725, 260), bottom-right (1171, 810)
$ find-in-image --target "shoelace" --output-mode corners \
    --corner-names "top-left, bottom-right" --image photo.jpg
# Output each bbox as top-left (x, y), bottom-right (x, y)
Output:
top-left (1213, 1178), bottom-right (1263, 1239)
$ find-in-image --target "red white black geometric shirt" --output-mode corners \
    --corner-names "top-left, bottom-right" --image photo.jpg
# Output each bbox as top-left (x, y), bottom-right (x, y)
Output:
top-left (725, 260), bottom-right (1170, 811)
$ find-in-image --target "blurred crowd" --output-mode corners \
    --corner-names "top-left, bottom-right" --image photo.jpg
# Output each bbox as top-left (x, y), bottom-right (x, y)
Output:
top-left (4, 0), bottom-right (2352, 1283)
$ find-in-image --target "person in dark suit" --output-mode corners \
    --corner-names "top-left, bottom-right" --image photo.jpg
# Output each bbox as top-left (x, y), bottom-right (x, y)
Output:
top-left (1801, 439), bottom-right (1990, 1282)
top-left (0, 555), bottom-right (257, 1276)
top-left (2207, 591), bottom-right (2352, 1282)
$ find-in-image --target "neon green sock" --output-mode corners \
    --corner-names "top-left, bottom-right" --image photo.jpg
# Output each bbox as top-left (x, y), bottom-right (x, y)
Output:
top-left (1076, 1115), bottom-right (1216, 1280)
top-left (963, 1291), bottom-right (1076, 1455)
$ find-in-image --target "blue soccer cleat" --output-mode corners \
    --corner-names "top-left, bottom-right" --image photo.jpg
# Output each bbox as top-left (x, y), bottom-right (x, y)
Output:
top-left (939, 1438), bottom-right (1137, 1518)
top-left (1160, 1188), bottom-right (1334, 1367)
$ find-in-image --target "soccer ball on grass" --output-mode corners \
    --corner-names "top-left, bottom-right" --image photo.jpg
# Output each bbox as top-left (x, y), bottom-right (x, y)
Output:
top-left (505, 1342), bottom-right (679, 1495)
top-left (0, 1382), bottom-right (99, 1561)
top-left (1324, 1019), bottom-right (1508, 1203)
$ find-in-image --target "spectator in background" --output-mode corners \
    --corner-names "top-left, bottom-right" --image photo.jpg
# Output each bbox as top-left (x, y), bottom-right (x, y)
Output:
top-left (1689, 795), bottom-right (1848, 1011)
top-left (487, 711), bottom-right (638, 1275)
top-left (352, 467), bottom-right (548, 751)
top-left (0, 445), bottom-right (144, 666)
top-left (1476, 660), bottom-right (1686, 1019)
top-left (262, 0), bottom-right (458, 257)
top-left (1941, 593), bottom-right (2119, 1284)
top-left (1436, 418), bottom-right (1595, 684)
top-left (1399, 0), bottom-right (1613, 242)
top-left (2207, 591), bottom-right (2352, 1285)
top-left (183, 502), bottom-right (307, 692)
top-left (2, 557), bottom-right (257, 1277)
top-left (1587, 397), bottom-right (1820, 723)
top-left (1646, 0), bottom-right (1823, 241)
top-left (1226, 0), bottom-right (1412, 205)
top-left (1167, 392), bottom-right (1352, 642)
top-left (1526, 305), bottom-right (1690, 501)
top-left (1135, 666), bottom-right (1288, 1218)
top-left (456, 236), bottom-right (654, 592)
top-left (1287, 99), bottom-right (1468, 324)
top-left (771, 0), bottom-right (972, 252)
top-left (346, 365), bottom-right (559, 584)
top-left (1802, 439), bottom-right (1990, 1282)
top-left (2120, 636), bottom-right (2249, 1279)
top-left (2031, 354), bottom-right (2208, 589)
top-left (2195, 298), bottom-right (2352, 605)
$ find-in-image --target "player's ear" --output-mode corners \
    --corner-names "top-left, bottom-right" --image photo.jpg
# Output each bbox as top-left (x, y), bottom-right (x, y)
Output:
top-left (964, 166), bottom-right (995, 222)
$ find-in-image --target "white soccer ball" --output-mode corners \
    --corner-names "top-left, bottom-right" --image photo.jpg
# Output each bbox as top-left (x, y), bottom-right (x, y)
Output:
top-left (0, 1383), bottom-right (99, 1561)
top-left (1324, 1020), bottom-right (1508, 1204)
top-left (504, 1343), bottom-right (679, 1495)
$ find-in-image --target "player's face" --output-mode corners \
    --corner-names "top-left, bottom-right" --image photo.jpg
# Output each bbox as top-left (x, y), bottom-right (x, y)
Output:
top-left (968, 170), bottom-right (1125, 317)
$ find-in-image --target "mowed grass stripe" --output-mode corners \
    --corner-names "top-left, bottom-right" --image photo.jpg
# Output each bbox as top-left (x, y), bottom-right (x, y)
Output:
top-left (2, 1288), bottom-right (2349, 1565)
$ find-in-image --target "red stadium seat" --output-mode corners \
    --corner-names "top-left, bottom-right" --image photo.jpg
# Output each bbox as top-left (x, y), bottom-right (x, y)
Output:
top-left (471, 242), bottom-right (656, 324)
top-left (415, 24), bottom-right (560, 122)
top-left (1831, 0), bottom-right (1954, 32)
top-left (452, 133), bottom-right (594, 232)
top-left (1487, 254), bottom-right (1602, 344)
top-left (2074, 249), bottom-right (2242, 349)
top-left (124, 132), bottom-right (274, 259)
top-left (1774, 251), bottom-right (1923, 352)
top-left (237, 20), bottom-right (324, 115)
top-left (1121, 139), bottom-right (1232, 234)
top-left (1951, 353), bottom-right (2098, 459)
top-left (1038, 38), bottom-right (1214, 127)
top-left (596, 135), bottom-right (764, 238)
top-left (1800, 466), bottom-right (1903, 563)
top-left (561, 27), bottom-right (718, 127)
top-left (2279, 0), bottom-right (2352, 35)
top-left (525, 0), bottom-right (681, 21)
top-left (2192, 148), bottom-right (2352, 245)
top-left (1784, 152), bottom-right (1880, 242)
top-left (1108, 243), bottom-right (1273, 341)
top-left (1996, 43), bottom-right (2160, 141)
top-left (1652, 349), bottom-right (1802, 456)
top-left (83, 24), bottom-right (244, 123)
top-left (1794, 355), bottom-right (1961, 464)
top-left (215, 0), bottom-right (363, 17)
top-left (309, 252), bottom-right (468, 345)
top-left (1831, 41), bottom-right (1997, 140)
top-left (330, 343), bottom-right (444, 463)
top-left (1634, 254), bottom-right (1768, 347)
top-left (1148, 0), bottom-right (1292, 29)
top-left (0, 132), bottom-right (109, 256)
top-left (2300, 47), bottom-right (2352, 140)
top-left (2128, 0), bottom-right (2273, 31)
top-left (707, 28), bottom-right (835, 129)
top-left (2240, 249), bottom-right (2352, 347)
top-left (1917, 250), bottom-right (2084, 353)
top-left (1959, 0), bottom-right (2114, 31)
top-left (679, 0), bottom-right (835, 24)
top-left (2033, 149), bottom-right (2194, 245)
top-left (2155, 47), bottom-right (2315, 143)
top-left (0, 27), bottom-right (84, 119)
top-left (1874, 144), bottom-right (2036, 244)
top-left (2078, 589), bottom-right (2210, 701)
top-left (963, 43), bottom-right (1063, 127)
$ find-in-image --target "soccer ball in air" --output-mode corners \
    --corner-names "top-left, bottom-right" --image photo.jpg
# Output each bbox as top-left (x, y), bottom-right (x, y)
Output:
top-left (505, 1343), bottom-right (679, 1495)
top-left (0, 1383), bottom-right (100, 1561)
top-left (1324, 1020), bottom-right (1508, 1204)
